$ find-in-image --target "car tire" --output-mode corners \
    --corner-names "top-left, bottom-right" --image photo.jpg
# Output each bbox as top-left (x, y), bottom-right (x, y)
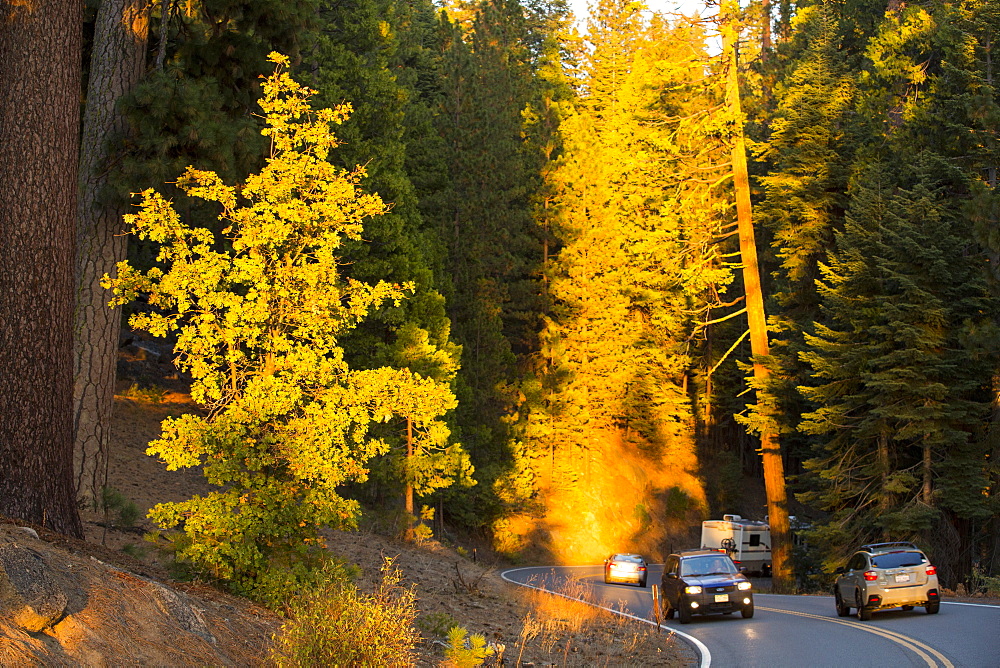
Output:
top-left (856, 591), bottom-right (871, 621)
top-left (741, 601), bottom-right (754, 619)
top-left (678, 598), bottom-right (693, 624)
top-left (925, 601), bottom-right (940, 614)
top-left (639, 576), bottom-right (647, 588)
top-left (835, 591), bottom-right (851, 617)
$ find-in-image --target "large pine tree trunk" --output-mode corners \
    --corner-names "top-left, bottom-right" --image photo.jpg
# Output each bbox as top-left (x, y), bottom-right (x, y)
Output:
top-left (0, 0), bottom-right (85, 537)
top-left (74, 0), bottom-right (150, 506)
top-left (722, 0), bottom-right (792, 591)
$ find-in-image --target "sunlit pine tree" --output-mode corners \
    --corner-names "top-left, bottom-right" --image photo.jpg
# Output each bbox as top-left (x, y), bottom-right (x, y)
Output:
top-left (529, 0), bottom-right (731, 556)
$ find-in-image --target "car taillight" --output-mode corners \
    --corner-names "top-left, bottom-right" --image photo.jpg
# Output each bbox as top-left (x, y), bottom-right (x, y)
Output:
top-left (638, 566), bottom-right (646, 571)
top-left (864, 571), bottom-right (878, 581)
top-left (926, 565), bottom-right (936, 576)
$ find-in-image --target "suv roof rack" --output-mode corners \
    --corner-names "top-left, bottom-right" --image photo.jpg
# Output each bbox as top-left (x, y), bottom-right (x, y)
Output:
top-left (860, 541), bottom-right (919, 553)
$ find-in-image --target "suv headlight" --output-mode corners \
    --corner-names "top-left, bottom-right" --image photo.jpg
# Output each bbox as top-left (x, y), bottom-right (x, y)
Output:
top-left (684, 585), bottom-right (703, 595)
top-left (737, 581), bottom-right (752, 591)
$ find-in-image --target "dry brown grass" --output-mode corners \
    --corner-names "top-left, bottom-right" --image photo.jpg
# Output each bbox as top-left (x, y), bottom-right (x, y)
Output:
top-left (505, 577), bottom-right (689, 667)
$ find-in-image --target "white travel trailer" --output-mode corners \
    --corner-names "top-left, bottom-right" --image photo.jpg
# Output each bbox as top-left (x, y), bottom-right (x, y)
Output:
top-left (701, 514), bottom-right (772, 575)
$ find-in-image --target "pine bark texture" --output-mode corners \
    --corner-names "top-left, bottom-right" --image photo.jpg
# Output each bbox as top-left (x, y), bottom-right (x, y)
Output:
top-left (75, 0), bottom-right (150, 505)
top-left (722, 0), bottom-right (791, 590)
top-left (0, 0), bottom-right (85, 536)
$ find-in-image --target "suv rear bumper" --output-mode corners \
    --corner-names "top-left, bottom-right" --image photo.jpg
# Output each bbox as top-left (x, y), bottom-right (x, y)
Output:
top-left (863, 588), bottom-right (939, 609)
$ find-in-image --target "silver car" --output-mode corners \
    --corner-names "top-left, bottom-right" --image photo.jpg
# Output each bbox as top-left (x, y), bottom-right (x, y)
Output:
top-left (603, 553), bottom-right (648, 587)
top-left (834, 542), bottom-right (940, 620)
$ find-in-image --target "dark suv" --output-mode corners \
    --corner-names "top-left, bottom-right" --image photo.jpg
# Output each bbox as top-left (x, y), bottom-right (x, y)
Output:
top-left (660, 550), bottom-right (754, 623)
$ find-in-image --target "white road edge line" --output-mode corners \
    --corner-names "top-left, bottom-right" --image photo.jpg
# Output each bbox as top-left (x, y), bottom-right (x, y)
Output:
top-left (500, 566), bottom-right (712, 668)
top-left (760, 593), bottom-right (1000, 611)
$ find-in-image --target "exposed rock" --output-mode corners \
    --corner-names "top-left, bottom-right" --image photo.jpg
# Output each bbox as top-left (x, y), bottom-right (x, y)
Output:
top-left (153, 581), bottom-right (216, 644)
top-left (0, 542), bottom-right (68, 631)
top-left (0, 522), bottom-right (279, 666)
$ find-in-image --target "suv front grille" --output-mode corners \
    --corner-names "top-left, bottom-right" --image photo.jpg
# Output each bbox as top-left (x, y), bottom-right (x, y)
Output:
top-left (708, 585), bottom-right (735, 593)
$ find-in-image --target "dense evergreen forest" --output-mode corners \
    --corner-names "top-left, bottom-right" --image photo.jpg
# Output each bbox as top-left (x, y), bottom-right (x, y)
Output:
top-left (2, 0), bottom-right (998, 603)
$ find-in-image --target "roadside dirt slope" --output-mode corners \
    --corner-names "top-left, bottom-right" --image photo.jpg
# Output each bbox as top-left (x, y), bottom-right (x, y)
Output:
top-left (0, 348), bottom-right (695, 666)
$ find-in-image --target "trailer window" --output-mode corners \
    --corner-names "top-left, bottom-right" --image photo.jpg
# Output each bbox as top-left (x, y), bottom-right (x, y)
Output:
top-left (749, 534), bottom-right (760, 547)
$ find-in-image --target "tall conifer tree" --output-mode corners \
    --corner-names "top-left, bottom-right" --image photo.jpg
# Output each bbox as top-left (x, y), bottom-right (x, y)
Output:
top-left (520, 0), bottom-right (731, 559)
top-left (0, 0), bottom-right (84, 537)
top-left (753, 3), bottom-right (860, 550)
top-left (306, 0), bottom-right (467, 530)
top-left (427, 0), bottom-right (546, 526)
top-left (75, 0), bottom-right (152, 504)
top-left (117, 0), bottom-right (317, 234)
top-left (799, 0), bottom-right (1000, 582)
top-left (800, 160), bottom-right (996, 574)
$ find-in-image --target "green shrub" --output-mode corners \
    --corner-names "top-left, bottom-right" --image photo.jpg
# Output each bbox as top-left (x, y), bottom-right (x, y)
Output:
top-left (120, 383), bottom-right (167, 403)
top-left (236, 557), bottom-right (358, 610)
top-left (121, 543), bottom-right (148, 560)
top-left (271, 556), bottom-right (419, 667)
top-left (969, 565), bottom-right (1000, 597)
top-left (416, 611), bottom-right (459, 637)
top-left (98, 486), bottom-right (141, 528)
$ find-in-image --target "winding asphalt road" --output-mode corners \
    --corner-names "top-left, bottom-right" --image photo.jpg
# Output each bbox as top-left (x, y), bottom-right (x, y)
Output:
top-left (501, 565), bottom-right (1000, 667)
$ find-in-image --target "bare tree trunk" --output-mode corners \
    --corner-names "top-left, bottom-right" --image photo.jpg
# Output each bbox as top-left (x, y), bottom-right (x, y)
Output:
top-left (987, 43), bottom-right (999, 578)
top-left (405, 416), bottom-right (415, 540)
top-left (155, 0), bottom-right (171, 71)
top-left (721, 0), bottom-right (792, 591)
top-left (987, 377), bottom-right (1000, 576)
top-left (921, 441), bottom-right (932, 504)
top-left (761, 0), bottom-right (772, 59)
top-left (878, 432), bottom-right (890, 509)
top-left (0, 0), bottom-right (85, 537)
top-left (75, 0), bottom-right (151, 507)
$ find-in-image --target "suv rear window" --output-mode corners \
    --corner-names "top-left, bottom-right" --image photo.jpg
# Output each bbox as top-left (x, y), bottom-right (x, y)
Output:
top-left (871, 551), bottom-right (926, 568)
top-left (613, 554), bottom-right (643, 563)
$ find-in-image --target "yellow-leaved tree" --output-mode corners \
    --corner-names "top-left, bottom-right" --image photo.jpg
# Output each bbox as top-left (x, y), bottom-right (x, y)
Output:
top-left (106, 54), bottom-right (471, 604)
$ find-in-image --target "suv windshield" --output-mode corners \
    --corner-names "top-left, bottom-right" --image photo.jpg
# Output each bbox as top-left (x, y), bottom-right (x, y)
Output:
top-left (871, 551), bottom-right (926, 569)
top-left (680, 556), bottom-right (737, 576)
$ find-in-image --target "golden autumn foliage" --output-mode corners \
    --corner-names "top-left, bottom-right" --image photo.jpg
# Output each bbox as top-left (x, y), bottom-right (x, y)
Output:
top-left (105, 54), bottom-right (470, 603)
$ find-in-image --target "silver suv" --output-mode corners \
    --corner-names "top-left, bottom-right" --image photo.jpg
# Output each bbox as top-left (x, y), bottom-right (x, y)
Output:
top-left (834, 542), bottom-right (940, 620)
